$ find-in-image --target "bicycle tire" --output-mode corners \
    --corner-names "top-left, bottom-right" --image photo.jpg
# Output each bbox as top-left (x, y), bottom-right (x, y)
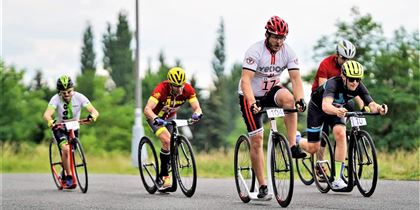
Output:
top-left (346, 134), bottom-right (356, 192)
top-left (353, 130), bottom-right (378, 197)
top-left (233, 135), bottom-right (255, 203)
top-left (271, 132), bottom-right (293, 207)
top-left (173, 135), bottom-right (197, 197)
top-left (73, 139), bottom-right (88, 193)
top-left (313, 132), bottom-right (333, 193)
top-left (49, 141), bottom-right (64, 190)
top-left (138, 136), bottom-right (159, 194)
top-left (295, 155), bottom-right (314, 185)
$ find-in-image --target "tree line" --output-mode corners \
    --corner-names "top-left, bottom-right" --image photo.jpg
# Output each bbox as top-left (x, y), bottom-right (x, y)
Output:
top-left (1, 7), bottom-right (418, 153)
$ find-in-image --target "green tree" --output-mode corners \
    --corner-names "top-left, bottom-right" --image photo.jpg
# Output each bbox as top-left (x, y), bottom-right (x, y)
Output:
top-left (102, 11), bottom-right (134, 102)
top-left (194, 19), bottom-right (234, 152)
top-left (79, 22), bottom-right (96, 99)
top-left (212, 17), bottom-right (226, 78)
top-left (0, 62), bottom-right (46, 145)
top-left (81, 22), bottom-right (96, 74)
top-left (307, 7), bottom-right (419, 151)
top-left (364, 28), bottom-right (420, 150)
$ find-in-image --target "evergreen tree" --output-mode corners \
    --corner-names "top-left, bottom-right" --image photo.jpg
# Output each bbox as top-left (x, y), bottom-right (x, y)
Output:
top-left (102, 23), bottom-right (114, 71)
top-left (79, 22), bottom-right (96, 99)
top-left (81, 22), bottom-right (96, 74)
top-left (194, 19), bottom-right (232, 152)
top-left (212, 17), bottom-right (226, 78)
top-left (102, 11), bottom-right (134, 102)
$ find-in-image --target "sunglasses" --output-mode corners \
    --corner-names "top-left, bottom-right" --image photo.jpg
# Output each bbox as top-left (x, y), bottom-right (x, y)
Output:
top-left (338, 55), bottom-right (350, 60)
top-left (60, 89), bottom-right (73, 95)
top-left (270, 34), bottom-right (286, 40)
top-left (347, 77), bottom-right (361, 83)
top-left (170, 84), bottom-right (184, 88)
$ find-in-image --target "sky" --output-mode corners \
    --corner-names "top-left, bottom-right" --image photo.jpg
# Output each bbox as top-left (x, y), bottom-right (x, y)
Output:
top-left (2, 0), bottom-right (419, 100)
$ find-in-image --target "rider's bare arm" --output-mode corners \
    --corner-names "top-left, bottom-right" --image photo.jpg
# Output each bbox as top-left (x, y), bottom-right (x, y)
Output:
top-left (289, 69), bottom-right (305, 101)
top-left (322, 96), bottom-right (347, 117)
top-left (367, 101), bottom-right (388, 115)
top-left (144, 97), bottom-right (159, 120)
top-left (240, 69), bottom-right (257, 106)
top-left (86, 104), bottom-right (99, 120)
top-left (189, 98), bottom-right (202, 115)
top-left (43, 107), bottom-right (56, 127)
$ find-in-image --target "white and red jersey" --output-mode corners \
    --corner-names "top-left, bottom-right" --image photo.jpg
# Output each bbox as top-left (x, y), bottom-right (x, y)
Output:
top-left (238, 40), bottom-right (299, 97)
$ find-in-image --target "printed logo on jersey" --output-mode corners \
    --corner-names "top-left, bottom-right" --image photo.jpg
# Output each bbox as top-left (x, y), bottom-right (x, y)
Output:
top-left (153, 92), bottom-right (161, 99)
top-left (257, 65), bottom-right (287, 73)
top-left (293, 58), bottom-right (299, 65)
top-left (246, 57), bottom-right (255, 65)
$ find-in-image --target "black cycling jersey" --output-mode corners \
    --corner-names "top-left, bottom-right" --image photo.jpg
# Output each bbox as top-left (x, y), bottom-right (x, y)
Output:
top-left (311, 77), bottom-right (373, 108)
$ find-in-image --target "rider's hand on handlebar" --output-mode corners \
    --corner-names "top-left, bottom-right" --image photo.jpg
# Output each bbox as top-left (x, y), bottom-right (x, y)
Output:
top-left (378, 104), bottom-right (388, 115)
top-left (191, 113), bottom-right (203, 122)
top-left (295, 98), bottom-right (307, 112)
top-left (47, 119), bottom-right (56, 128)
top-left (153, 117), bottom-right (165, 126)
top-left (336, 107), bottom-right (348, 118)
top-left (87, 114), bottom-right (97, 122)
top-left (250, 102), bottom-right (261, 114)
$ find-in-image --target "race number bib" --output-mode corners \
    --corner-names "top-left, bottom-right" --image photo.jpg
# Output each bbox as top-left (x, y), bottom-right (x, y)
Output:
top-left (350, 117), bottom-right (367, 127)
top-left (266, 108), bottom-right (285, 118)
top-left (261, 78), bottom-right (279, 91)
top-left (65, 121), bottom-right (80, 130)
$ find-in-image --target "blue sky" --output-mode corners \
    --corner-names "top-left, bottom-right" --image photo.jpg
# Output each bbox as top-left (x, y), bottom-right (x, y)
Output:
top-left (2, 0), bottom-right (419, 100)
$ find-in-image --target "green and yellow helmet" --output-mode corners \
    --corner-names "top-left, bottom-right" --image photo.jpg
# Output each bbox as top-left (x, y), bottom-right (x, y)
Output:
top-left (167, 67), bottom-right (186, 86)
top-left (56, 75), bottom-right (74, 91)
top-left (341, 60), bottom-right (364, 78)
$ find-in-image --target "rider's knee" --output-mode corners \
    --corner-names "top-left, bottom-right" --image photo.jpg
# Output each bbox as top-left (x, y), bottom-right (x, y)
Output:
top-left (249, 133), bottom-right (263, 149)
top-left (333, 125), bottom-right (346, 141)
top-left (306, 143), bottom-right (320, 154)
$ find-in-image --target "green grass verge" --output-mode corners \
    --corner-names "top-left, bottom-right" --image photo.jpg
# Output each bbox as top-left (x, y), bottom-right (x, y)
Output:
top-left (1, 142), bottom-right (418, 180)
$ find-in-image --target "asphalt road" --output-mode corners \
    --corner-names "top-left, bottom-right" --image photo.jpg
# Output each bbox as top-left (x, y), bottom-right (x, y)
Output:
top-left (2, 174), bottom-right (419, 209)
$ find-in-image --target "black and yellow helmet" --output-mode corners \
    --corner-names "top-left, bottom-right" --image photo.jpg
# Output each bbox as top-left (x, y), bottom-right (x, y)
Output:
top-left (56, 75), bottom-right (74, 91)
top-left (342, 60), bottom-right (364, 78)
top-left (167, 67), bottom-right (186, 86)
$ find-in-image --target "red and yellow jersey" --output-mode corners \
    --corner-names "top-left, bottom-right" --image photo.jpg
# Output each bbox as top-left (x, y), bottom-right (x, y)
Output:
top-left (149, 80), bottom-right (197, 119)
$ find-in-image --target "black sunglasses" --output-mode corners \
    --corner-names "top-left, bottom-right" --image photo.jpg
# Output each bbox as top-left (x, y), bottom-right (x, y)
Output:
top-left (338, 55), bottom-right (349, 60)
top-left (347, 77), bottom-right (361, 83)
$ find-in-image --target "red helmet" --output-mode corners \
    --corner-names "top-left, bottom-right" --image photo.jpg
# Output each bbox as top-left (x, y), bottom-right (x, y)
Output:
top-left (265, 16), bottom-right (288, 36)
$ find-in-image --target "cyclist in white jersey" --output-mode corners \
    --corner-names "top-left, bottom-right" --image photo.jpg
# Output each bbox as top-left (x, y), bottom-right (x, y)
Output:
top-left (43, 75), bottom-right (99, 188)
top-left (238, 16), bottom-right (306, 198)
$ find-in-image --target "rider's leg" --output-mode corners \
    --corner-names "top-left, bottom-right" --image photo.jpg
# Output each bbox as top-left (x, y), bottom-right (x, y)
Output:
top-left (60, 141), bottom-right (71, 176)
top-left (317, 124), bottom-right (330, 161)
top-left (298, 101), bottom-right (323, 154)
top-left (274, 88), bottom-right (297, 147)
top-left (332, 124), bottom-right (347, 180)
top-left (249, 132), bottom-right (266, 187)
top-left (273, 88), bottom-right (306, 158)
top-left (156, 127), bottom-right (171, 177)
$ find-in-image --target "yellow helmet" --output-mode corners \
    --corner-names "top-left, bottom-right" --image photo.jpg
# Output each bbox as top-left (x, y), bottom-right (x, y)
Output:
top-left (342, 60), bottom-right (364, 78)
top-left (167, 67), bottom-right (186, 86)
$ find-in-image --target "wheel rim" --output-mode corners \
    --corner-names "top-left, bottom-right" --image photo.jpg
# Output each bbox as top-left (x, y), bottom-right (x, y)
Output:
top-left (138, 137), bottom-right (158, 194)
top-left (174, 136), bottom-right (196, 196)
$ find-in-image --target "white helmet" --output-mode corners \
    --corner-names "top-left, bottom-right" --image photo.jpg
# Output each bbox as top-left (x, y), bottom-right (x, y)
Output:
top-left (336, 39), bottom-right (356, 59)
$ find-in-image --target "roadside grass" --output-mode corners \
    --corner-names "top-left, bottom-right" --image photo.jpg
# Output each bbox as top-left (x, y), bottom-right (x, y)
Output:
top-left (1, 142), bottom-right (418, 180)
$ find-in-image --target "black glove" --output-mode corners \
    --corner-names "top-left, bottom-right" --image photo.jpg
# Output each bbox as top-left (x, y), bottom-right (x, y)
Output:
top-left (153, 117), bottom-right (165, 126)
top-left (87, 114), bottom-right (95, 122)
top-left (250, 101), bottom-right (261, 114)
top-left (295, 98), bottom-right (307, 112)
